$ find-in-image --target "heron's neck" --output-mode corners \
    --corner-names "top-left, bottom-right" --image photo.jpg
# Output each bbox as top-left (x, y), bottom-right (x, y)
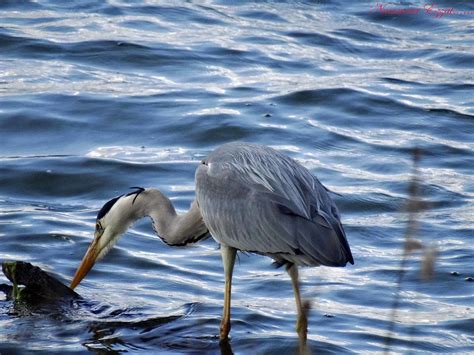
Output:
top-left (135, 189), bottom-right (207, 246)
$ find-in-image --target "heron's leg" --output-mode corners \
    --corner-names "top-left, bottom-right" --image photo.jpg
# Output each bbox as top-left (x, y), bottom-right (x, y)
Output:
top-left (220, 244), bottom-right (237, 340)
top-left (286, 263), bottom-right (308, 342)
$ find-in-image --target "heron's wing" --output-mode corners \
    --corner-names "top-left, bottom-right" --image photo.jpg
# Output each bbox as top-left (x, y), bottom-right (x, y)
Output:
top-left (196, 143), bottom-right (353, 266)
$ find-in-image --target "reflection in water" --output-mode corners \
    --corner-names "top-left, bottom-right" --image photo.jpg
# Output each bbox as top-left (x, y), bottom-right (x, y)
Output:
top-left (220, 339), bottom-right (233, 355)
top-left (86, 314), bottom-right (183, 353)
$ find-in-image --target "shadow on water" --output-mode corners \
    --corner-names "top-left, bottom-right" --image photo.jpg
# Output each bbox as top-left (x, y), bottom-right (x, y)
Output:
top-left (1, 286), bottom-right (351, 354)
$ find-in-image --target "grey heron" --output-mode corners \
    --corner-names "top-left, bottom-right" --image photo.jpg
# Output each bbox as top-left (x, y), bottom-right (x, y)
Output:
top-left (70, 142), bottom-right (354, 341)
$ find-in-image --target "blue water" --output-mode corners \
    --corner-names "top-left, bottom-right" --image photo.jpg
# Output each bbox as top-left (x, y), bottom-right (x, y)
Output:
top-left (1, 1), bottom-right (473, 353)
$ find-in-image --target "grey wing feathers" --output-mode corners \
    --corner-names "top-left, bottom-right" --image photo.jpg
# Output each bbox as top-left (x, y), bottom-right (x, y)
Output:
top-left (206, 143), bottom-right (315, 220)
top-left (196, 142), bottom-right (354, 267)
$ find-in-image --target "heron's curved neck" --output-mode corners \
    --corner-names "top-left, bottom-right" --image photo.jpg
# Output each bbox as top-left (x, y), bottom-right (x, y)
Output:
top-left (135, 189), bottom-right (207, 246)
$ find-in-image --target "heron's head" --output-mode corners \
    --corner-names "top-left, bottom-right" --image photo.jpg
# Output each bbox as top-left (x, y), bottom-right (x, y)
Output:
top-left (70, 188), bottom-right (145, 289)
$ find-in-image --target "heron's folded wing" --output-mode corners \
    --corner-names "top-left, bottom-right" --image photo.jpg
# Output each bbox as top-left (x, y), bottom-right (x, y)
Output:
top-left (203, 155), bottom-right (353, 266)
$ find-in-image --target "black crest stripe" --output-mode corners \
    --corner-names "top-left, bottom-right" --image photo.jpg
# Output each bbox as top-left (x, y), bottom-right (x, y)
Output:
top-left (127, 187), bottom-right (145, 205)
top-left (97, 195), bottom-right (122, 220)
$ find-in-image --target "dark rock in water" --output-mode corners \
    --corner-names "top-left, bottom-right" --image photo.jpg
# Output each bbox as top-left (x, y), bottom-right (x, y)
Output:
top-left (0, 283), bottom-right (13, 296)
top-left (1, 261), bottom-right (80, 301)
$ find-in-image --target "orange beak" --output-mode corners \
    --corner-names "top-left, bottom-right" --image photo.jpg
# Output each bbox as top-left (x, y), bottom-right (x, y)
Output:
top-left (70, 235), bottom-right (101, 290)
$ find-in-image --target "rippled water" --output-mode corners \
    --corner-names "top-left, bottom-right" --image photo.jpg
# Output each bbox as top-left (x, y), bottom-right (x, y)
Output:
top-left (1, 1), bottom-right (473, 353)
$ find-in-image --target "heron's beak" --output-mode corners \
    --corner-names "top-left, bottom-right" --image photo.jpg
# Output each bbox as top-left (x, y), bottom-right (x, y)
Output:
top-left (70, 231), bottom-right (101, 290)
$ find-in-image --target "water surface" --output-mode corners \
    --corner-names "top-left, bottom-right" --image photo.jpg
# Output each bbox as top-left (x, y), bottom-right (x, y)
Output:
top-left (0, 1), bottom-right (473, 353)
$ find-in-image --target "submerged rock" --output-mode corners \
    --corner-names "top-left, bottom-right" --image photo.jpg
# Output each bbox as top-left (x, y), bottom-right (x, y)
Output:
top-left (1, 261), bottom-right (80, 302)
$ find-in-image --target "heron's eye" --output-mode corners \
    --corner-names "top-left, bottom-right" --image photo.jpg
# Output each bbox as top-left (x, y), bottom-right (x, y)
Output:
top-left (96, 222), bottom-right (103, 233)
top-left (201, 160), bottom-right (207, 165)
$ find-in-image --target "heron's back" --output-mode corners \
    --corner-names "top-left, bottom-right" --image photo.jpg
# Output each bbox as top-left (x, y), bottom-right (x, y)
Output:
top-left (195, 142), bottom-right (354, 267)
